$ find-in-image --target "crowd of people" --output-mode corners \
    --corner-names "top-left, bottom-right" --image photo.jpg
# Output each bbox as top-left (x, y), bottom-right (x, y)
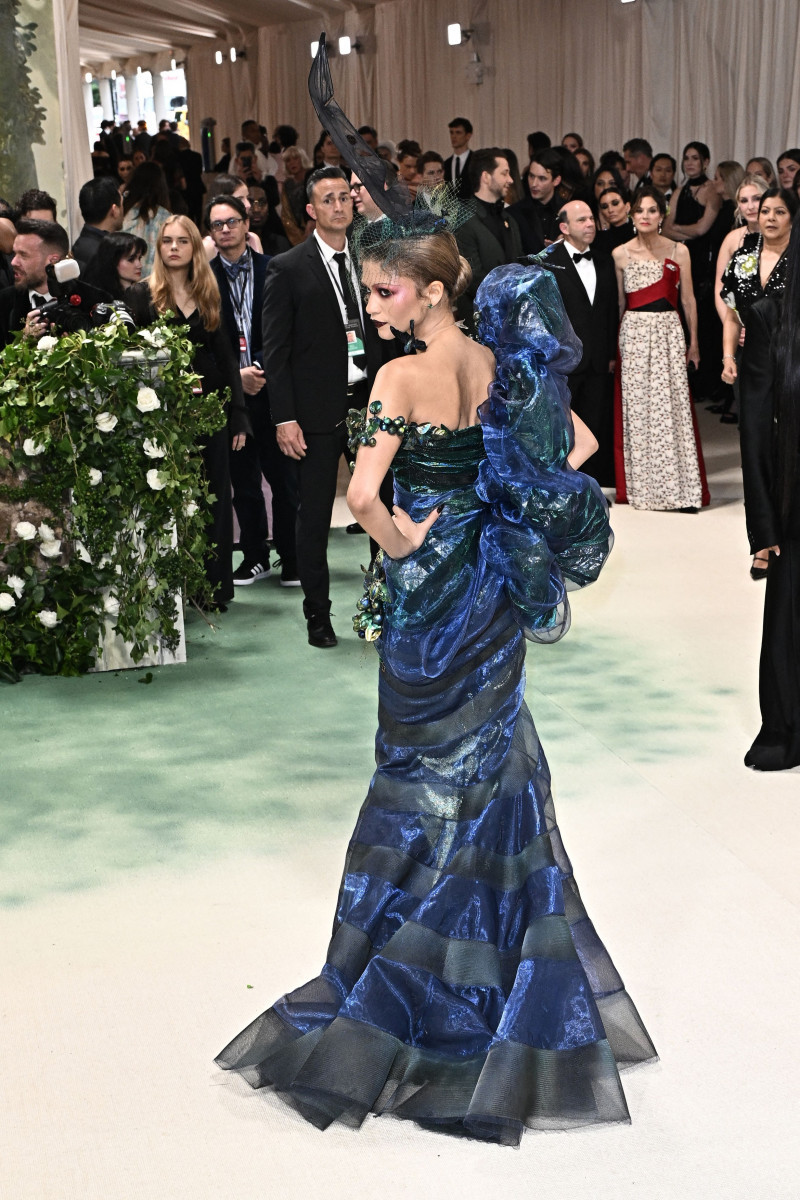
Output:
top-left (1, 114), bottom-right (799, 767)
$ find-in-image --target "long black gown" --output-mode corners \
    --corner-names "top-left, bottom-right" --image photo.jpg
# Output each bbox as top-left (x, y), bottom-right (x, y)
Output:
top-left (738, 296), bottom-right (800, 770)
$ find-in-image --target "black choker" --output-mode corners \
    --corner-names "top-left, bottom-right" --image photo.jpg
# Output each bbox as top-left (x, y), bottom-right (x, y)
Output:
top-left (390, 319), bottom-right (427, 354)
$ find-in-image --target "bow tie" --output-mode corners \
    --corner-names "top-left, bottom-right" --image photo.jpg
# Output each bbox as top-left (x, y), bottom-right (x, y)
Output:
top-left (572, 251), bottom-right (592, 263)
top-left (31, 293), bottom-right (49, 307)
top-left (222, 254), bottom-right (250, 279)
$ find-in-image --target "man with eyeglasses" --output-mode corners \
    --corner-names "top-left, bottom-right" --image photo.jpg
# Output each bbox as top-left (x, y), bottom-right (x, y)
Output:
top-left (262, 166), bottom-right (388, 648)
top-left (207, 194), bottom-right (299, 590)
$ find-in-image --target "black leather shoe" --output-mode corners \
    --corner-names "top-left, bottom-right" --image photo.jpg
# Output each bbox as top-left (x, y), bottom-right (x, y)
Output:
top-left (307, 616), bottom-right (337, 648)
top-left (346, 522), bottom-right (366, 535)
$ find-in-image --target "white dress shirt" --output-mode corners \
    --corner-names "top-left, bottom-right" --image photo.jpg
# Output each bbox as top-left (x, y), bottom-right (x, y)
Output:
top-left (565, 240), bottom-right (597, 305)
top-left (314, 230), bottom-right (367, 385)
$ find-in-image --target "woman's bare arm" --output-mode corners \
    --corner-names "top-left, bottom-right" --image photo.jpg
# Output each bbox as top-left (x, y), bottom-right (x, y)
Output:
top-left (568, 412), bottom-right (599, 469)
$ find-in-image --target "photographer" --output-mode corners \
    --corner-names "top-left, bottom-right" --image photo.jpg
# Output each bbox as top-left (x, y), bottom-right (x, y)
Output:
top-left (233, 141), bottom-right (263, 186)
top-left (71, 177), bottom-right (125, 273)
top-left (0, 219), bottom-right (69, 346)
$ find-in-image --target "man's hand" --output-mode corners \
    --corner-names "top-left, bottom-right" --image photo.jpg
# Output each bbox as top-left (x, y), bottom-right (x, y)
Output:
top-left (23, 309), bottom-right (48, 340)
top-left (276, 420), bottom-right (307, 460)
top-left (240, 365), bottom-right (266, 395)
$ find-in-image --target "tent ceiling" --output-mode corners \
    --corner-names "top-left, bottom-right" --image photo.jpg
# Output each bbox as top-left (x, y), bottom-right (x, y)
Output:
top-left (78, 0), bottom-right (377, 67)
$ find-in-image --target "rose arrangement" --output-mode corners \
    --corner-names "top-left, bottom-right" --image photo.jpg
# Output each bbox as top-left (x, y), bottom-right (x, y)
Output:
top-left (0, 314), bottom-right (226, 682)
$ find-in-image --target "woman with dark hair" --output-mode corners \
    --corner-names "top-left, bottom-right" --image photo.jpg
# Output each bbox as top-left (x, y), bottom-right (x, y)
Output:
top-left (83, 230), bottom-right (147, 298)
top-left (776, 149), bottom-right (800, 190)
top-left (574, 147), bottom-right (595, 179)
top-left (612, 185), bottom-right (709, 510)
top-left (663, 142), bottom-right (722, 400)
top-left (216, 217), bottom-right (657, 1137)
top-left (594, 186), bottom-right (633, 253)
top-left (738, 213), bottom-right (800, 770)
top-left (127, 215), bottom-right (250, 607)
top-left (592, 165), bottom-right (627, 219)
top-left (122, 161), bottom-right (172, 277)
top-left (721, 186), bottom-right (798, 575)
top-left (561, 131), bottom-right (583, 154)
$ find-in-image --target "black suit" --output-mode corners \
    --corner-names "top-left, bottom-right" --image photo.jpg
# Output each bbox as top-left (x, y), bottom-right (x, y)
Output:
top-left (261, 236), bottom-right (385, 621)
top-left (0, 286), bottom-right (33, 346)
top-left (444, 151), bottom-right (473, 201)
top-left (541, 241), bottom-right (619, 486)
top-left (455, 202), bottom-right (523, 328)
top-left (211, 250), bottom-right (298, 572)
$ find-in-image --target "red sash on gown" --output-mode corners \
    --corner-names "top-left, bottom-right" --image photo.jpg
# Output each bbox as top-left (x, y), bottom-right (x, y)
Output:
top-left (613, 259), bottom-right (710, 506)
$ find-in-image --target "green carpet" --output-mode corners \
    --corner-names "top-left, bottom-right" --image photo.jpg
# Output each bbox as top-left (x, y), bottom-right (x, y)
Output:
top-left (0, 530), bottom-right (381, 907)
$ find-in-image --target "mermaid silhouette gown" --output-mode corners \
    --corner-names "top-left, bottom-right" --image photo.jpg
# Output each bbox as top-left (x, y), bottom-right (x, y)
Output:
top-left (215, 264), bottom-right (657, 1145)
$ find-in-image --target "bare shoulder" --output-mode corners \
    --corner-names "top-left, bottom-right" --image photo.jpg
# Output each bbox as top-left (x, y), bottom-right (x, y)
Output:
top-left (672, 240), bottom-right (691, 265)
top-left (612, 240), bottom-right (633, 264)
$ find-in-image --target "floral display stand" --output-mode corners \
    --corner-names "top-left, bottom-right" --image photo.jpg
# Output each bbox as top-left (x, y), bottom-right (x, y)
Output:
top-left (0, 318), bottom-right (226, 683)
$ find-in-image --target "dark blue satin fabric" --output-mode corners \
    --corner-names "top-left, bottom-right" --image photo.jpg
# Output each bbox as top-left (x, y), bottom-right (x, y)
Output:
top-left (217, 263), bottom-right (655, 1138)
top-left (271, 262), bottom-right (619, 1064)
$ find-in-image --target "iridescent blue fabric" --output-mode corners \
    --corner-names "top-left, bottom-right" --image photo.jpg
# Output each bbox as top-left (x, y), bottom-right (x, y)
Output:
top-left (216, 261), bottom-right (656, 1145)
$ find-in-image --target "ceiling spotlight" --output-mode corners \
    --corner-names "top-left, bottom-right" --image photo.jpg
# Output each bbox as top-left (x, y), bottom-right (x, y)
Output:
top-left (215, 50), bottom-right (223, 65)
top-left (339, 36), bottom-right (352, 55)
top-left (230, 47), bottom-right (236, 62)
top-left (111, 69), bottom-right (116, 80)
top-left (310, 40), bottom-right (319, 58)
top-left (447, 23), bottom-right (473, 45)
top-left (171, 58), bottom-right (176, 70)
top-left (84, 71), bottom-right (93, 83)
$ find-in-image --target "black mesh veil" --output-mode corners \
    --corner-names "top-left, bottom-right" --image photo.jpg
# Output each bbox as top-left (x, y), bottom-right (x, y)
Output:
top-left (308, 33), bottom-right (412, 222)
top-left (308, 34), bottom-right (474, 265)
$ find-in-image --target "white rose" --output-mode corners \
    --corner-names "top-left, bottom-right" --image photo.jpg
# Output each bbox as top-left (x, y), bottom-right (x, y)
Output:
top-left (88, 468), bottom-right (103, 486)
top-left (38, 522), bottom-right (56, 541)
top-left (37, 609), bottom-right (59, 628)
top-left (184, 500), bottom-right (199, 517)
top-left (0, 593), bottom-right (16, 612)
top-left (143, 438), bottom-right (166, 459)
top-left (7, 574), bottom-right (24, 598)
top-left (74, 541), bottom-right (92, 564)
top-left (95, 412), bottom-right (118, 433)
top-left (136, 387), bottom-right (161, 412)
top-left (14, 521), bottom-right (37, 540)
top-left (103, 594), bottom-right (120, 616)
top-left (141, 329), bottom-right (166, 348)
top-left (146, 468), bottom-right (166, 491)
top-left (36, 335), bottom-right (58, 352)
top-left (40, 539), bottom-right (62, 559)
top-left (23, 438), bottom-right (45, 455)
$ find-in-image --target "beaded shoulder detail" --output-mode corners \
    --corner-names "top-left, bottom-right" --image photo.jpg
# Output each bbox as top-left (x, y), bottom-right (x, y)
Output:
top-left (346, 401), bottom-right (474, 457)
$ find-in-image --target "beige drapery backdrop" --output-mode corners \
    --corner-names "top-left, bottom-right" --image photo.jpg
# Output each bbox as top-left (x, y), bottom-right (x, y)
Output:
top-left (54, 0), bottom-right (93, 239)
top-left (196, 0), bottom-right (800, 173)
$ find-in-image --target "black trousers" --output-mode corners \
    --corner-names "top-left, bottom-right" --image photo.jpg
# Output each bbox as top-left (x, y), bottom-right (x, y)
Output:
top-left (297, 426), bottom-right (352, 620)
top-left (230, 396), bottom-right (298, 566)
top-left (568, 369), bottom-right (615, 487)
top-left (201, 426), bottom-right (234, 605)
top-left (748, 538), bottom-right (800, 769)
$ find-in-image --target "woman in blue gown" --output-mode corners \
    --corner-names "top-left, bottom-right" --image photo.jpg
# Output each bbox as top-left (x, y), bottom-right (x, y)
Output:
top-left (215, 222), bottom-right (657, 1144)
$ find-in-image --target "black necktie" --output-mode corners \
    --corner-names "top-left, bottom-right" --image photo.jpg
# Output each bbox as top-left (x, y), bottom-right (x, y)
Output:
top-left (572, 251), bottom-right (592, 263)
top-left (32, 293), bottom-right (48, 307)
top-left (333, 251), bottom-right (366, 368)
top-left (454, 157), bottom-right (461, 180)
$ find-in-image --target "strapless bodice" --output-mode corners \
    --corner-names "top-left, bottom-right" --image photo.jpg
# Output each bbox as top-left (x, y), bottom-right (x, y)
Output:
top-left (392, 423), bottom-right (485, 494)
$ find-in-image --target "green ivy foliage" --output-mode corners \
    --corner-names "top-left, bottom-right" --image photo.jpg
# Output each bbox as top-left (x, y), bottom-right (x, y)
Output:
top-left (0, 316), bottom-right (226, 683)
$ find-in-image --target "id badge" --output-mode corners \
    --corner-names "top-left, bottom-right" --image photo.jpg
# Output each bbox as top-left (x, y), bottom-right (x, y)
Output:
top-left (237, 329), bottom-right (248, 355)
top-left (345, 319), bottom-right (365, 357)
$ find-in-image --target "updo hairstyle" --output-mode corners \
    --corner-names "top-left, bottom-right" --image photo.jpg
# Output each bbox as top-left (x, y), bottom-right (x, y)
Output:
top-left (361, 230), bottom-right (472, 304)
